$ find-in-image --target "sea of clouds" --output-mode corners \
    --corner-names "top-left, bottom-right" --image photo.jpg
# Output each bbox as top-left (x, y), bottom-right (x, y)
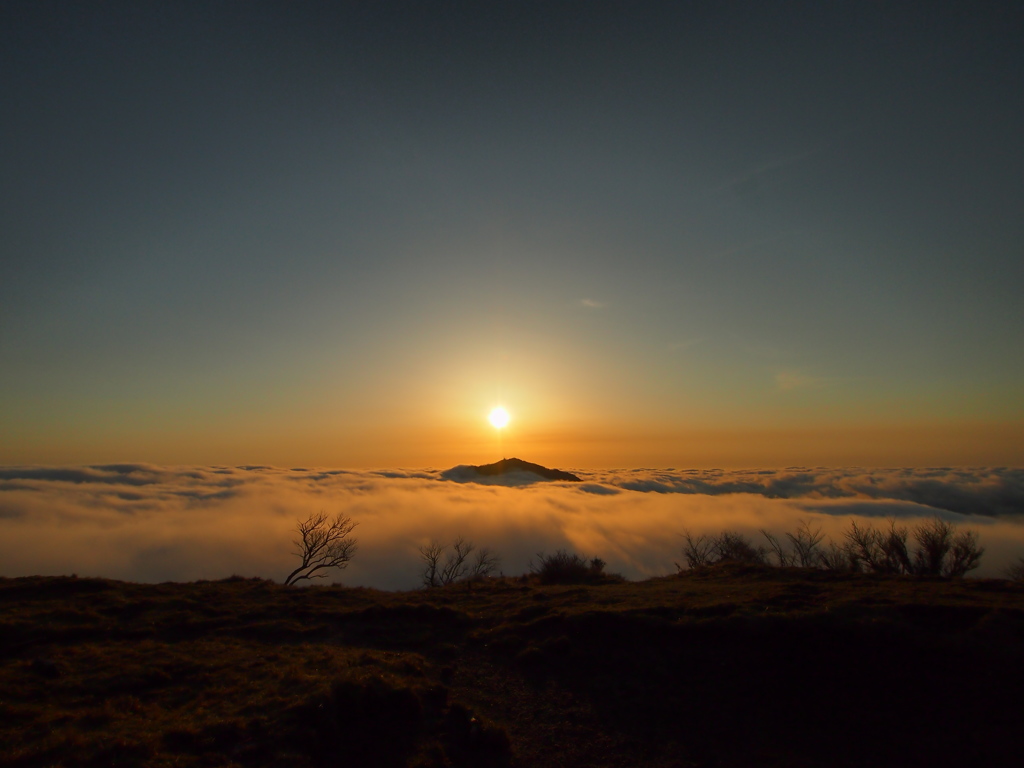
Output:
top-left (2, 465), bottom-right (1023, 589)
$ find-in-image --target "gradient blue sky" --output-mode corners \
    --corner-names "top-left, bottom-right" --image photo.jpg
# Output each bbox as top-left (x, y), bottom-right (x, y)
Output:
top-left (2, 1), bottom-right (1022, 467)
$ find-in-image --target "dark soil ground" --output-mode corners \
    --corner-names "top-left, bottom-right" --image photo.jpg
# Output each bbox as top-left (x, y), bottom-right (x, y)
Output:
top-left (3, 565), bottom-right (1023, 767)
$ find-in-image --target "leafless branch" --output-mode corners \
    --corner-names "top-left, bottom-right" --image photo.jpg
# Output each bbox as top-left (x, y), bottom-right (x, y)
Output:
top-left (712, 531), bottom-right (767, 565)
top-left (912, 517), bottom-right (954, 575)
top-left (419, 541), bottom-right (445, 587)
top-left (786, 519), bottom-right (825, 568)
top-left (842, 516), bottom-right (981, 577)
top-left (946, 529), bottom-right (984, 577)
top-left (818, 540), bottom-right (855, 571)
top-left (420, 537), bottom-right (499, 587)
top-left (284, 511), bottom-right (358, 586)
top-left (1005, 557), bottom-right (1024, 581)
top-left (844, 519), bottom-right (882, 572)
top-left (679, 530), bottom-right (715, 569)
top-left (439, 536), bottom-right (474, 585)
top-left (468, 547), bottom-right (501, 581)
top-left (880, 518), bottom-right (912, 574)
top-left (761, 529), bottom-right (793, 567)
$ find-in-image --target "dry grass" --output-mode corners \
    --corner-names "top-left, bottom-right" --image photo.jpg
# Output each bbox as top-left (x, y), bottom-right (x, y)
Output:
top-left (2, 567), bottom-right (1024, 767)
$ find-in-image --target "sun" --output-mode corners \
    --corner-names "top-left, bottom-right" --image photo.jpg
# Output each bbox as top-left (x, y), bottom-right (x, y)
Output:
top-left (488, 407), bottom-right (510, 429)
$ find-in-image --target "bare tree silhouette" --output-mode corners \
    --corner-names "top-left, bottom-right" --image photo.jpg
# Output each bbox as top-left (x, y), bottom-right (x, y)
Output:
top-left (761, 520), bottom-right (826, 567)
top-left (419, 537), bottom-right (499, 587)
top-left (284, 512), bottom-right (358, 586)
top-left (944, 527), bottom-right (984, 577)
top-left (678, 530), bottom-right (715, 569)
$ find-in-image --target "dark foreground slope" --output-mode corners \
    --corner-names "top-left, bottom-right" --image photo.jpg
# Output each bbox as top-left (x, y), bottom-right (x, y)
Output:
top-left (2, 566), bottom-right (1024, 768)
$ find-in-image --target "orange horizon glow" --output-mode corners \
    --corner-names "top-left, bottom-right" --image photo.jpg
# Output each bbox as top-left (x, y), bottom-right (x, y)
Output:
top-left (4, 419), bottom-right (1023, 470)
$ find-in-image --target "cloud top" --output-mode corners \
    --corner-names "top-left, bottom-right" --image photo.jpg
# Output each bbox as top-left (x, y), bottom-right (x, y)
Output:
top-left (578, 466), bottom-right (1024, 518)
top-left (2, 464), bottom-right (1023, 588)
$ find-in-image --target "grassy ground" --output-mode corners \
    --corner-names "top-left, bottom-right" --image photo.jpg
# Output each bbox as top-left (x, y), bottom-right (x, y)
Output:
top-left (2, 566), bottom-right (1023, 767)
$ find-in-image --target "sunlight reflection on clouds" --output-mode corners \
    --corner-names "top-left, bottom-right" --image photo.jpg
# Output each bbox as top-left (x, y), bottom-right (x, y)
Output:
top-left (1, 465), bottom-right (1022, 588)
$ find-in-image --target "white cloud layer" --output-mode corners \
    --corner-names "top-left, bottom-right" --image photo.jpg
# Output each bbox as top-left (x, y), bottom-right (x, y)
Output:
top-left (1, 465), bottom-right (1023, 588)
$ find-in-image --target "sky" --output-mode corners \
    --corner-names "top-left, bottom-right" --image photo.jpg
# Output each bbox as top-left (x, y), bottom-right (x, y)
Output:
top-left (2, 1), bottom-right (1023, 468)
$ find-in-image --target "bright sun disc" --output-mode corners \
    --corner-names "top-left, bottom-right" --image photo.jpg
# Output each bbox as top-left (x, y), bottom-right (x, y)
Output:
top-left (488, 407), bottom-right (510, 429)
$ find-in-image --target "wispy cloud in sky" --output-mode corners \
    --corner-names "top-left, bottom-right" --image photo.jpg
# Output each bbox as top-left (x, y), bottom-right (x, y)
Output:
top-left (775, 370), bottom-right (826, 392)
top-left (667, 339), bottom-right (703, 352)
top-left (710, 146), bottom-right (827, 196)
top-left (2, 465), bottom-right (1022, 589)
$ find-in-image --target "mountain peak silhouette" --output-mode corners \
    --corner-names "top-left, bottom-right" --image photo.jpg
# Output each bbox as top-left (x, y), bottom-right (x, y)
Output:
top-left (441, 457), bottom-right (581, 484)
top-left (473, 457), bottom-right (581, 481)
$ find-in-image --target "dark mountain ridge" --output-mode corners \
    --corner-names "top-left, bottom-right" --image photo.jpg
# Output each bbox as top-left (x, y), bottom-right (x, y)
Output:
top-left (442, 457), bottom-right (581, 483)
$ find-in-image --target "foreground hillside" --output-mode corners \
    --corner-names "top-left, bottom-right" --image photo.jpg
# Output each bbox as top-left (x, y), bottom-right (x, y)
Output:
top-left (2, 566), bottom-right (1023, 767)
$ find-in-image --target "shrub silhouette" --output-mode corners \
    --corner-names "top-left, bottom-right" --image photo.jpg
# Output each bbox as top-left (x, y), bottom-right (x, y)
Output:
top-left (1005, 558), bottom-right (1024, 581)
top-left (844, 518), bottom-right (913, 574)
top-left (677, 530), bottom-right (767, 570)
top-left (843, 516), bottom-right (983, 577)
top-left (681, 516), bottom-right (983, 577)
top-left (817, 539), bottom-right (857, 571)
top-left (943, 526), bottom-right (985, 577)
top-left (531, 549), bottom-right (611, 584)
top-left (713, 532), bottom-right (768, 564)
